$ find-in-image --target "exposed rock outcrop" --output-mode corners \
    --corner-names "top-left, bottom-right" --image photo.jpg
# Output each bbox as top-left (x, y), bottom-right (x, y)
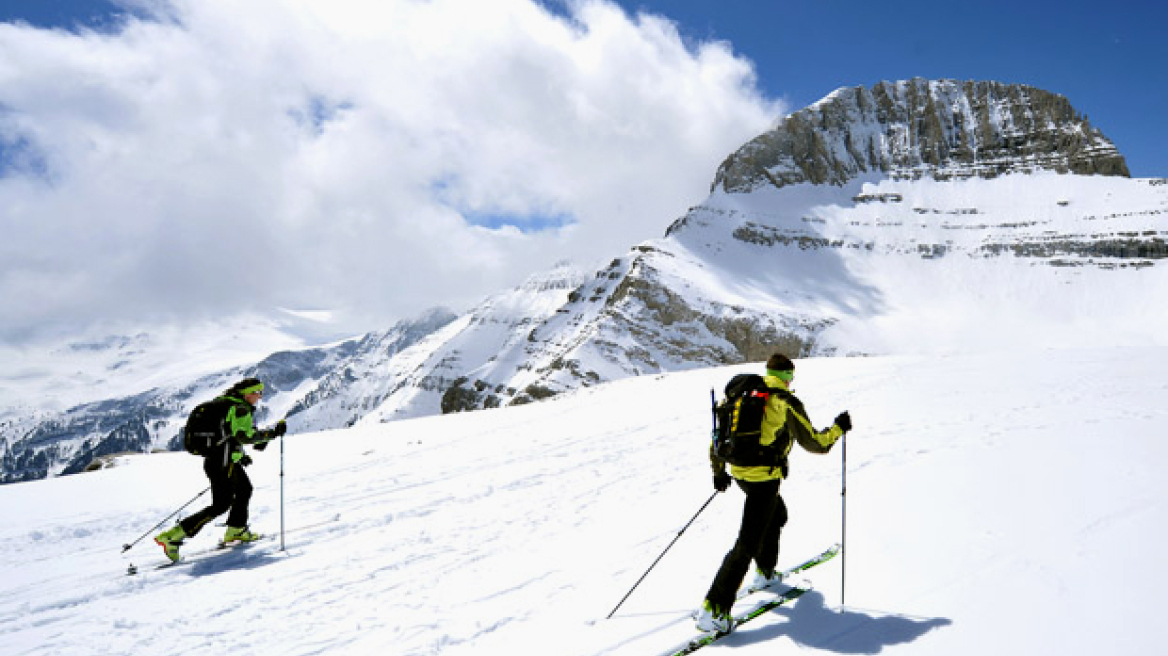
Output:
top-left (714, 79), bottom-right (1130, 193)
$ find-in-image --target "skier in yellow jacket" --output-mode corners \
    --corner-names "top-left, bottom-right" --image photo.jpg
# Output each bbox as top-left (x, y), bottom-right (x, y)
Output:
top-left (696, 353), bottom-right (851, 633)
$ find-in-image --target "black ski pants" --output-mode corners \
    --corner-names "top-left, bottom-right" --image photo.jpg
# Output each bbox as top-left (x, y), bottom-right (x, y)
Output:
top-left (703, 478), bottom-right (789, 612)
top-left (179, 458), bottom-right (253, 537)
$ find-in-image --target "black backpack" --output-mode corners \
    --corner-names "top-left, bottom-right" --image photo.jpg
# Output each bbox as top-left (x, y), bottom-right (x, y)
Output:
top-left (712, 373), bottom-right (791, 469)
top-left (182, 397), bottom-right (234, 456)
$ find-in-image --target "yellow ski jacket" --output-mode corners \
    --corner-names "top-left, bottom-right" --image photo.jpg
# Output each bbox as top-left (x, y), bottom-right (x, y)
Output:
top-left (710, 374), bottom-right (843, 483)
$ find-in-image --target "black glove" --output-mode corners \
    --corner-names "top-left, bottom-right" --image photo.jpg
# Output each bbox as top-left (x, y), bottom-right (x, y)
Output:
top-left (273, 420), bottom-right (287, 438)
top-left (713, 470), bottom-right (732, 492)
top-left (834, 411), bottom-right (852, 433)
top-left (253, 441), bottom-right (268, 452)
top-left (238, 454), bottom-right (253, 467)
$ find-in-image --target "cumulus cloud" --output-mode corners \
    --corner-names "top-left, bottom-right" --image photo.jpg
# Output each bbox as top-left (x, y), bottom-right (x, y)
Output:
top-left (0, 0), bottom-right (782, 342)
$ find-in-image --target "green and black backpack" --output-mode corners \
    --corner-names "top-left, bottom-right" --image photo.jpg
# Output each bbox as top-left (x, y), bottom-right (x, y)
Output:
top-left (712, 373), bottom-right (791, 470)
top-left (182, 397), bottom-right (234, 456)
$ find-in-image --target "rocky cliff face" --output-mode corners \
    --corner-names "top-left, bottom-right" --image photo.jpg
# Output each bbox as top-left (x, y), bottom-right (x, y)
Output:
top-left (713, 79), bottom-right (1130, 193)
top-left (437, 246), bottom-right (829, 414)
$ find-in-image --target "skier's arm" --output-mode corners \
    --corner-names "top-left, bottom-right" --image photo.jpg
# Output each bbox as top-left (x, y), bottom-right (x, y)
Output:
top-left (708, 442), bottom-right (732, 491)
top-left (709, 441), bottom-right (727, 474)
top-left (784, 398), bottom-right (842, 454)
top-left (252, 420), bottom-right (287, 450)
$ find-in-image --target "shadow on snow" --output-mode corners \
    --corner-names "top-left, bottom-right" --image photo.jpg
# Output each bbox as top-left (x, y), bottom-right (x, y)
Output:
top-left (726, 590), bottom-right (952, 654)
top-left (183, 545), bottom-right (285, 576)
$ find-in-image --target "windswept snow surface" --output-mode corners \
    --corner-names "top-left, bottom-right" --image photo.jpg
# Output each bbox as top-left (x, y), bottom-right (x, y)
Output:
top-left (2, 347), bottom-right (1165, 655)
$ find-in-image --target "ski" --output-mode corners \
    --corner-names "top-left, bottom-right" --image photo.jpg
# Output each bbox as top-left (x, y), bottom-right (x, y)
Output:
top-left (734, 585), bottom-right (811, 626)
top-left (125, 513), bottom-right (341, 575)
top-left (737, 542), bottom-right (839, 598)
top-left (657, 544), bottom-right (839, 656)
top-left (138, 534), bottom-right (273, 573)
top-left (664, 586), bottom-right (810, 656)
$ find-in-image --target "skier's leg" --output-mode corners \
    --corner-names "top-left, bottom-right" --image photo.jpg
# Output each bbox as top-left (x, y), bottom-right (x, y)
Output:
top-left (702, 479), bottom-right (780, 611)
top-left (224, 465), bottom-right (253, 529)
top-left (180, 459), bottom-right (234, 537)
top-left (754, 492), bottom-right (789, 576)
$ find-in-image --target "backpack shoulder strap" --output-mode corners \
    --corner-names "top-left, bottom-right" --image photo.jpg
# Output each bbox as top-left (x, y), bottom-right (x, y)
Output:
top-left (768, 387), bottom-right (808, 418)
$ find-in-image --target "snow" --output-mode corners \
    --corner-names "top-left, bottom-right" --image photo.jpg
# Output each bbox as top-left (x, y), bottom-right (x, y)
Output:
top-left (676, 172), bottom-right (1168, 356)
top-left (2, 346), bottom-right (1165, 655)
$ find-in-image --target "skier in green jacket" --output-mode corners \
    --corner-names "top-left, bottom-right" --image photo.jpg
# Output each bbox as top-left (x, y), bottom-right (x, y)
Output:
top-left (154, 377), bottom-right (286, 562)
top-left (695, 354), bottom-right (851, 633)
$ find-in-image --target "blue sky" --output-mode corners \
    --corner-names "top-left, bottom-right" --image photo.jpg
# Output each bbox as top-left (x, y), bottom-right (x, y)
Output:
top-left (0, 0), bottom-right (1163, 343)
top-left (0, 0), bottom-right (132, 31)
top-left (604, 0), bottom-right (1167, 177)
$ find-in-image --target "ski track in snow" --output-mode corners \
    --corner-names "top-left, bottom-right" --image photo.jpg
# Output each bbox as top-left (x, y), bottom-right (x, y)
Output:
top-left (1, 348), bottom-right (1166, 655)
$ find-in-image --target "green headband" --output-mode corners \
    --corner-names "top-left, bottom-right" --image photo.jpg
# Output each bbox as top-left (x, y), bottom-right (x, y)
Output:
top-left (239, 382), bottom-right (265, 395)
top-left (767, 369), bottom-right (794, 382)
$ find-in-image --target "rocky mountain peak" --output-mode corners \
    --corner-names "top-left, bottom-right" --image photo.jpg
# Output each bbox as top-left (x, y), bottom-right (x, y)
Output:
top-left (713, 78), bottom-right (1130, 193)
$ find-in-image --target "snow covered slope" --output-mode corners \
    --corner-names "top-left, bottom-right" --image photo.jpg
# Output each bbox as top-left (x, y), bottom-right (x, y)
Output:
top-left (672, 172), bottom-right (1168, 355)
top-left (1, 347), bottom-right (1164, 655)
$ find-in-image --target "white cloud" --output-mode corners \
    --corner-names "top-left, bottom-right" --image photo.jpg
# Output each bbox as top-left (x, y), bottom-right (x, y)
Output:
top-left (0, 0), bottom-right (782, 342)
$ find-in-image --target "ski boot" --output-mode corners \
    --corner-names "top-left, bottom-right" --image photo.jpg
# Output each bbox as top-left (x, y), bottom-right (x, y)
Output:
top-left (750, 566), bottom-right (784, 592)
top-left (154, 525), bottom-right (187, 563)
top-left (222, 526), bottom-right (262, 546)
top-left (695, 599), bottom-right (733, 633)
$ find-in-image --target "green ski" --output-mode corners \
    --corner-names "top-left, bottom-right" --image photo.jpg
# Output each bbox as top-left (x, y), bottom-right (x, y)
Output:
top-left (659, 543), bottom-right (839, 656)
top-left (739, 542), bottom-right (839, 598)
top-left (665, 586), bottom-right (810, 656)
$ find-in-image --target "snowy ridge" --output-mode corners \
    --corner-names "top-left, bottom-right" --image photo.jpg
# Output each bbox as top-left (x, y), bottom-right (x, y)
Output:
top-left (1, 348), bottom-right (1164, 655)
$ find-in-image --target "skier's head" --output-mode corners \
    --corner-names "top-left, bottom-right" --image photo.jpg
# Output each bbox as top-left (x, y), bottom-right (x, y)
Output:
top-left (230, 377), bottom-right (265, 402)
top-left (765, 353), bottom-right (794, 384)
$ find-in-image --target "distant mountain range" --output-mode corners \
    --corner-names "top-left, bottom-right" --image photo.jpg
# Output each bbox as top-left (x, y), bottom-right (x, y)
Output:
top-left (3, 78), bottom-right (1165, 483)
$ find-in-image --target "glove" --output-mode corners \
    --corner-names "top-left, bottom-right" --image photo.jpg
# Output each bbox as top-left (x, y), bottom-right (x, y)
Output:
top-left (231, 451), bottom-right (253, 466)
top-left (273, 420), bottom-right (287, 438)
top-left (834, 411), bottom-right (852, 433)
top-left (254, 440), bottom-right (269, 452)
top-left (713, 470), bottom-right (732, 492)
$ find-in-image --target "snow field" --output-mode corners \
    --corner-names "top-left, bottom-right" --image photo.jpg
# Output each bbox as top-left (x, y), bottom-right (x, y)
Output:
top-left (1, 347), bottom-right (1166, 655)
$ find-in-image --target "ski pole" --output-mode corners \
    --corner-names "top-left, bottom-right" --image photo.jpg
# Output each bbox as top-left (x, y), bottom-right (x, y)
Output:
top-left (606, 491), bottom-right (718, 619)
top-left (121, 485), bottom-right (211, 553)
top-left (280, 424), bottom-right (286, 552)
top-left (840, 429), bottom-right (847, 611)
